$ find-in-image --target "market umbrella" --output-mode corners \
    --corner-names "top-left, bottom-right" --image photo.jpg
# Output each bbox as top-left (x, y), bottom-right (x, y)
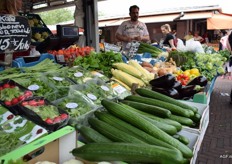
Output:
top-left (207, 13), bottom-right (232, 30)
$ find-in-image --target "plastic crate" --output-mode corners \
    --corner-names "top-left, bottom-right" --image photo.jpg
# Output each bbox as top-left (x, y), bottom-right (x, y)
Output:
top-left (12, 53), bottom-right (56, 68)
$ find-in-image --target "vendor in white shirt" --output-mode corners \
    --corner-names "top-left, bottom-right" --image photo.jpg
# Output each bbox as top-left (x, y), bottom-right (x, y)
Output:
top-left (115, 5), bottom-right (150, 50)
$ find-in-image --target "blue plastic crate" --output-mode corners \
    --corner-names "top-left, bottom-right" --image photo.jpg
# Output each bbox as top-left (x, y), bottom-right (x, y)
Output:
top-left (0, 67), bottom-right (4, 72)
top-left (12, 53), bottom-right (55, 68)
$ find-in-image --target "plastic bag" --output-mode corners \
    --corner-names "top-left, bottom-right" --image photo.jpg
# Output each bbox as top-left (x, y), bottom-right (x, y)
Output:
top-left (176, 38), bottom-right (187, 52)
top-left (185, 38), bottom-right (205, 53)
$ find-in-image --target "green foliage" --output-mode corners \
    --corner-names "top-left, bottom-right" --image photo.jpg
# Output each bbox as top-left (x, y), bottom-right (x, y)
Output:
top-left (37, 8), bottom-right (74, 25)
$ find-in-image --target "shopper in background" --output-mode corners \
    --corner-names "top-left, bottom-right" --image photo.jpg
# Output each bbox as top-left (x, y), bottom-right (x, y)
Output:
top-left (0, 0), bottom-right (22, 15)
top-left (184, 31), bottom-right (193, 41)
top-left (160, 24), bottom-right (176, 51)
top-left (224, 30), bottom-right (232, 80)
top-left (115, 5), bottom-right (150, 50)
top-left (193, 31), bottom-right (204, 43)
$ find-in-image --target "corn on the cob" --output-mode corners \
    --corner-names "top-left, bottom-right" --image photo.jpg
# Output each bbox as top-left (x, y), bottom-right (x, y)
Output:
top-left (113, 63), bottom-right (142, 79)
top-left (128, 60), bottom-right (154, 83)
top-left (111, 69), bottom-right (145, 88)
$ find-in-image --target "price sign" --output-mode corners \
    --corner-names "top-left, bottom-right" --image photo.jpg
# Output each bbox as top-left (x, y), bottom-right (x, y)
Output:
top-left (104, 42), bottom-right (121, 53)
top-left (0, 14), bottom-right (31, 53)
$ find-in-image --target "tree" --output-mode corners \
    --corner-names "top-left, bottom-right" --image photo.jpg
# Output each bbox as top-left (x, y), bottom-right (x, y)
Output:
top-left (38, 8), bottom-right (74, 25)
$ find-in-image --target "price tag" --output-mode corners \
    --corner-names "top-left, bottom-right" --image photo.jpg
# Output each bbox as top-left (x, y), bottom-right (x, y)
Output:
top-left (53, 76), bottom-right (64, 81)
top-left (0, 14), bottom-right (31, 53)
top-left (101, 85), bottom-right (110, 91)
top-left (66, 102), bottom-right (78, 109)
top-left (28, 84), bottom-right (39, 91)
top-left (74, 72), bottom-right (83, 77)
top-left (91, 71), bottom-right (104, 77)
top-left (87, 93), bottom-right (97, 101)
top-left (112, 84), bottom-right (127, 94)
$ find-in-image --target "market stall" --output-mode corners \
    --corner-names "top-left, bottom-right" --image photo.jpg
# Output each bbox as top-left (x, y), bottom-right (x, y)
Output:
top-left (0, 36), bottom-right (230, 163)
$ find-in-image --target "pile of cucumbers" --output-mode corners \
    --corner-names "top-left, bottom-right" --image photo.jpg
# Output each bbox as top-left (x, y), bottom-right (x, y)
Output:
top-left (72, 88), bottom-right (202, 163)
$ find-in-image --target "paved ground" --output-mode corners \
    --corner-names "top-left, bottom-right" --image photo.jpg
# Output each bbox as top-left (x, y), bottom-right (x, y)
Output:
top-left (195, 77), bottom-right (232, 164)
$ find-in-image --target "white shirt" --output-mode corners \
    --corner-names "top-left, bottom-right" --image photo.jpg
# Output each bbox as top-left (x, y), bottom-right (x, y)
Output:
top-left (116, 20), bottom-right (149, 50)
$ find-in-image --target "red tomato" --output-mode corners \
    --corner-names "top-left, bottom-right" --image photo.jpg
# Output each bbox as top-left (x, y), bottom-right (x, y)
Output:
top-left (53, 116), bottom-right (61, 123)
top-left (11, 98), bottom-right (19, 105)
top-left (45, 118), bottom-right (53, 124)
top-left (4, 101), bottom-right (12, 106)
top-left (3, 83), bottom-right (10, 88)
top-left (21, 101), bottom-right (28, 106)
top-left (60, 113), bottom-right (68, 120)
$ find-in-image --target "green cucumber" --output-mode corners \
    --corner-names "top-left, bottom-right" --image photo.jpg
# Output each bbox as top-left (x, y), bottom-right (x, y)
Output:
top-left (88, 117), bottom-right (146, 144)
top-left (169, 114), bottom-right (195, 127)
top-left (120, 100), bottom-right (171, 118)
top-left (101, 99), bottom-right (193, 158)
top-left (190, 112), bottom-right (202, 124)
top-left (119, 103), bottom-right (177, 135)
top-left (173, 134), bottom-right (190, 145)
top-left (120, 102), bottom-right (182, 131)
top-left (78, 126), bottom-right (112, 143)
top-left (72, 142), bottom-right (185, 164)
top-left (125, 95), bottom-right (194, 118)
top-left (135, 88), bottom-right (198, 113)
top-left (94, 111), bottom-right (176, 150)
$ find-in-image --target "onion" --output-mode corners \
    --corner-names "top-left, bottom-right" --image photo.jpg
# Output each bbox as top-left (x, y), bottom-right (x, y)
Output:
top-left (158, 68), bottom-right (167, 77)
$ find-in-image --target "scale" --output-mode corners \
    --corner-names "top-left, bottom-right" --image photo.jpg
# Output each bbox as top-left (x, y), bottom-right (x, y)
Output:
top-left (0, 14), bottom-right (31, 69)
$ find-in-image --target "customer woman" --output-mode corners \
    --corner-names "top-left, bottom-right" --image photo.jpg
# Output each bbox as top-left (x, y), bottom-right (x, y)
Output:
top-left (160, 24), bottom-right (176, 51)
top-left (0, 0), bottom-right (22, 15)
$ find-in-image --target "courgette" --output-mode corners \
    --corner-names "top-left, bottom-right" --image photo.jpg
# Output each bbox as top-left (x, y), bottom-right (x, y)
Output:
top-left (77, 126), bottom-right (112, 143)
top-left (88, 117), bottom-right (145, 144)
top-left (169, 114), bottom-right (195, 127)
top-left (94, 111), bottom-right (176, 150)
top-left (125, 95), bottom-right (194, 118)
top-left (120, 100), bottom-right (171, 118)
top-left (120, 102), bottom-right (182, 131)
top-left (135, 88), bottom-right (198, 113)
top-left (173, 134), bottom-right (190, 145)
top-left (72, 142), bottom-right (185, 164)
top-left (119, 103), bottom-right (177, 135)
top-left (101, 99), bottom-right (193, 158)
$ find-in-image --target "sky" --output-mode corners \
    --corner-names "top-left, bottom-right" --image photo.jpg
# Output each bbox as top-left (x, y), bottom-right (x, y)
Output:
top-left (98, 0), bottom-right (231, 19)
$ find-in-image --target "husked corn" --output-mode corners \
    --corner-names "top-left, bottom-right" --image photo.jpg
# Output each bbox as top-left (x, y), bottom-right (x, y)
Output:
top-left (113, 63), bottom-right (142, 78)
top-left (111, 69), bottom-right (145, 88)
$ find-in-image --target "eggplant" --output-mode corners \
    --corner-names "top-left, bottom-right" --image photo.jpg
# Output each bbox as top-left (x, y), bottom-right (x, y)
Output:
top-left (149, 74), bottom-right (176, 88)
top-left (152, 87), bottom-right (179, 99)
top-left (187, 76), bottom-right (208, 87)
top-left (179, 85), bottom-right (204, 99)
top-left (171, 80), bottom-right (182, 91)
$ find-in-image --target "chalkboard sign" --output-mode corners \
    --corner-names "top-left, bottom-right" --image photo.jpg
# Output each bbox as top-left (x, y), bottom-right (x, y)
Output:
top-left (0, 14), bottom-right (31, 54)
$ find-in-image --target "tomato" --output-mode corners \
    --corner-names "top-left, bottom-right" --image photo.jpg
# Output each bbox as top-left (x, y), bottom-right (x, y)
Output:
top-left (18, 95), bottom-right (25, 101)
top-left (45, 118), bottom-right (53, 124)
top-left (4, 101), bottom-right (12, 106)
top-left (37, 99), bottom-right (45, 106)
top-left (53, 116), bottom-right (61, 123)
top-left (11, 98), bottom-right (19, 105)
top-left (21, 101), bottom-right (28, 106)
top-left (60, 113), bottom-right (68, 120)
top-left (28, 100), bottom-right (37, 106)
top-left (24, 90), bottom-right (33, 97)
top-left (3, 83), bottom-right (10, 88)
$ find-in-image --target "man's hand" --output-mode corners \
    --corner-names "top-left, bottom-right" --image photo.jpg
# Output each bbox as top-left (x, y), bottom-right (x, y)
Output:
top-left (133, 36), bottom-right (142, 41)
